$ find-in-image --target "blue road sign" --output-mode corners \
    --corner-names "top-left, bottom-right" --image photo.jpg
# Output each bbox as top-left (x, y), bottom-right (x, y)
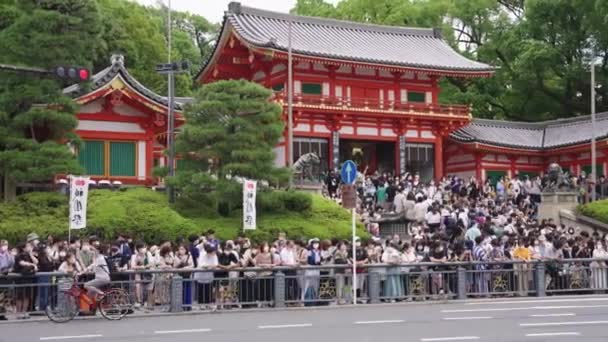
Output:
top-left (341, 160), bottom-right (357, 185)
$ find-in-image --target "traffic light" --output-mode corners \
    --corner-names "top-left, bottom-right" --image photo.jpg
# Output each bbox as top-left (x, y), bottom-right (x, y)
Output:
top-left (52, 66), bottom-right (90, 82)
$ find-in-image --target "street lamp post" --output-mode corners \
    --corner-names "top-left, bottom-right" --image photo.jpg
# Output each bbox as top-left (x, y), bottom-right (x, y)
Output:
top-left (591, 50), bottom-right (597, 201)
top-left (287, 19), bottom-right (294, 188)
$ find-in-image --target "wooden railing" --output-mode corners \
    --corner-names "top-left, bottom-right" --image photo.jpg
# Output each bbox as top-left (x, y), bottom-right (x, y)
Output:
top-left (272, 91), bottom-right (470, 117)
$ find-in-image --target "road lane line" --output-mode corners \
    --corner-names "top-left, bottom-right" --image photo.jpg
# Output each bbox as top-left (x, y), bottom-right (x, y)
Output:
top-left (258, 323), bottom-right (313, 329)
top-left (442, 304), bottom-right (608, 313)
top-left (529, 313), bottom-right (576, 318)
top-left (465, 297), bottom-right (608, 305)
top-left (354, 320), bottom-right (405, 325)
top-left (525, 332), bottom-right (580, 337)
top-left (421, 337), bottom-right (480, 342)
top-left (40, 335), bottom-right (103, 341)
top-left (154, 329), bottom-right (212, 334)
top-left (443, 316), bottom-right (493, 320)
top-left (520, 320), bottom-right (608, 327)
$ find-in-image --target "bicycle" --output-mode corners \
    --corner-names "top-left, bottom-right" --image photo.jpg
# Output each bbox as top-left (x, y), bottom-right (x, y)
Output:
top-left (45, 277), bottom-right (132, 323)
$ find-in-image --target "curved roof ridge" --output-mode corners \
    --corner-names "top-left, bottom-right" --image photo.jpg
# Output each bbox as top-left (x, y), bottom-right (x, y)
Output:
top-left (230, 2), bottom-right (436, 38)
top-left (63, 54), bottom-right (182, 110)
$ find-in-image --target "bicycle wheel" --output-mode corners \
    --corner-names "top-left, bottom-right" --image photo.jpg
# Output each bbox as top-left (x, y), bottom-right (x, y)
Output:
top-left (99, 289), bottom-right (131, 320)
top-left (46, 292), bottom-right (78, 323)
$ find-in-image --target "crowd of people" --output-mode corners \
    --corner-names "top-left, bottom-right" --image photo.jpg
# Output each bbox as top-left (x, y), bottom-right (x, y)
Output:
top-left (2, 171), bottom-right (608, 320)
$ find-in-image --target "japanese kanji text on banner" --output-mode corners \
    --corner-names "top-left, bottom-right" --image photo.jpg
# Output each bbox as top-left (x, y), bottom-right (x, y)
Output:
top-left (69, 176), bottom-right (90, 230)
top-left (243, 179), bottom-right (257, 230)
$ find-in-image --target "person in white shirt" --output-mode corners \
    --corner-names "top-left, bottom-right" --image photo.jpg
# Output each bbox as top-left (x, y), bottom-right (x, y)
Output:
top-left (393, 189), bottom-right (406, 215)
top-left (414, 197), bottom-right (429, 223)
top-left (425, 206), bottom-right (442, 233)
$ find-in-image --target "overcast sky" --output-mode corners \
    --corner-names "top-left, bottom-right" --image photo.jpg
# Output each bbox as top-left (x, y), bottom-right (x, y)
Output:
top-left (136, 0), bottom-right (339, 24)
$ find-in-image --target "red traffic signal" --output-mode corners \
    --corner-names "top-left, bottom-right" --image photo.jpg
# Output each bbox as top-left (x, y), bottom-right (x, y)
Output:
top-left (52, 66), bottom-right (90, 82)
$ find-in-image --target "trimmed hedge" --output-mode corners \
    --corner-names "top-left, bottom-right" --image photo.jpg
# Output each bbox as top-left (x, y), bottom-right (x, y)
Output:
top-left (0, 188), bottom-right (367, 244)
top-left (578, 200), bottom-right (608, 223)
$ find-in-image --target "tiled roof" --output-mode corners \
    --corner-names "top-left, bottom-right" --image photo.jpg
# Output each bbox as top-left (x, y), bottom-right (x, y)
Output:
top-left (63, 55), bottom-right (192, 110)
top-left (451, 113), bottom-right (608, 150)
top-left (202, 2), bottom-right (494, 76)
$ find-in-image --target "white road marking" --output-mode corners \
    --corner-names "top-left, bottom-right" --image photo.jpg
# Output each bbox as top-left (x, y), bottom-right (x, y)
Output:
top-left (354, 320), bottom-right (405, 325)
top-left (258, 323), bottom-right (313, 329)
top-left (520, 320), bottom-right (608, 327)
top-left (421, 337), bottom-right (480, 342)
top-left (525, 332), bottom-right (580, 337)
top-left (529, 313), bottom-right (576, 318)
top-left (443, 316), bottom-right (493, 320)
top-left (154, 329), bottom-right (212, 334)
top-left (40, 335), bottom-right (103, 341)
top-left (465, 297), bottom-right (608, 305)
top-left (442, 304), bottom-right (608, 313)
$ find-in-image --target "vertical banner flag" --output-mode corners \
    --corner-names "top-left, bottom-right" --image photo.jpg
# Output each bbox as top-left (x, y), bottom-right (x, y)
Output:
top-left (243, 179), bottom-right (257, 230)
top-left (69, 176), bottom-right (90, 230)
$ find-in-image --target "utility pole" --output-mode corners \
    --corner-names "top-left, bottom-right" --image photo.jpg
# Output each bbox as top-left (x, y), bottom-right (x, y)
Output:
top-left (591, 50), bottom-right (597, 202)
top-left (167, 0), bottom-right (176, 203)
top-left (287, 19), bottom-right (294, 187)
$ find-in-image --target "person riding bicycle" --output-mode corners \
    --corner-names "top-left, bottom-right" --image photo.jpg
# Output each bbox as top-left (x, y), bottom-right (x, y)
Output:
top-left (83, 236), bottom-right (110, 299)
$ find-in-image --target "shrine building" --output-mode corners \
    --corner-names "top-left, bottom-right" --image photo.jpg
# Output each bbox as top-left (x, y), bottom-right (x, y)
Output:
top-left (197, 2), bottom-right (494, 181)
top-left (66, 3), bottom-right (608, 185)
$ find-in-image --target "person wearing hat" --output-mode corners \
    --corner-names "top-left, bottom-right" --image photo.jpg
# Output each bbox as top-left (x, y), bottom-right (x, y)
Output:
top-left (26, 233), bottom-right (40, 248)
top-left (302, 238), bottom-right (321, 304)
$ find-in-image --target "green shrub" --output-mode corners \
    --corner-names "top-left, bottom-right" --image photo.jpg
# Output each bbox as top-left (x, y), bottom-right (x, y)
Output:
top-left (280, 190), bottom-right (312, 212)
top-left (0, 188), bottom-right (367, 245)
top-left (578, 200), bottom-right (608, 223)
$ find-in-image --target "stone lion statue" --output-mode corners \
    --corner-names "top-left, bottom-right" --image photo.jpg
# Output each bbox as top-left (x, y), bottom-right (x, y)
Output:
top-left (543, 163), bottom-right (573, 192)
top-left (292, 152), bottom-right (321, 181)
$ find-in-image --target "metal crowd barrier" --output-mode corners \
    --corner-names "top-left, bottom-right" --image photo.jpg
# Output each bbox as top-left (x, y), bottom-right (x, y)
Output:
top-left (2, 259), bottom-right (608, 319)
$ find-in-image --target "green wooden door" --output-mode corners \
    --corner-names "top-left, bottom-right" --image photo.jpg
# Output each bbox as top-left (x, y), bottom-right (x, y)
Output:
top-left (78, 141), bottom-right (105, 176)
top-left (109, 142), bottom-right (136, 176)
top-left (582, 164), bottom-right (604, 177)
top-left (518, 171), bottom-right (539, 180)
top-left (486, 170), bottom-right (507, 187)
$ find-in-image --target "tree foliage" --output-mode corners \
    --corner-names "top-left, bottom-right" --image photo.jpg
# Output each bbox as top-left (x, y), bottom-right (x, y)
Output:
top-left (0, 0), bottom-right (103, 201)
top-left (96, 0), bottom-right (216, 96)
top-left (172, 80), bottom-right (289, 204)
top-left (293, 0), bottom-right (608, 121)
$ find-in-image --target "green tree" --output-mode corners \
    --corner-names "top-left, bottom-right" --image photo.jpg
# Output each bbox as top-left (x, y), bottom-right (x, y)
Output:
top-left (0, 0), bottom-right (103, 201)
top-left (172, 80), bottom-right (289, 209)
top-left (293, 0), bottom-right (608, 121)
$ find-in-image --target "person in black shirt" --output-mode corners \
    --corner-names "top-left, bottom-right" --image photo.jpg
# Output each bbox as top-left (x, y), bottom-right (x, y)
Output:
top-left (14, 243), bottom-right (37, 319)
top-left (217, 242), bottom-right (238, 308)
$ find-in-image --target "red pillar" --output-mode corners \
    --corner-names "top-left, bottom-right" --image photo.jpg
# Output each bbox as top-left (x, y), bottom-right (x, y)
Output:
top-left (145, 136), bottom-right (154, 185)
top-left (434, 136), bottom-right (443, 180)
top-left (509, 156), bottom-right (517, 178)
top-left (475, 153), bottom-right (482, 181)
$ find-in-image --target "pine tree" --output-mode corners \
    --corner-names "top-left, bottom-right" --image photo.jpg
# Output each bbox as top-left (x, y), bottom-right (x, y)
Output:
top-left (173, 80), bottom-right (290, 202)
top-left (0, 0), bottom-right (103, 201)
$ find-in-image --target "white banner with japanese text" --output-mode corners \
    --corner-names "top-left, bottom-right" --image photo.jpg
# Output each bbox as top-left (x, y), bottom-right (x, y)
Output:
top-left (243, 179), bottom-right (257, 230)
top-left (69, 176), bottom-right (90, 230)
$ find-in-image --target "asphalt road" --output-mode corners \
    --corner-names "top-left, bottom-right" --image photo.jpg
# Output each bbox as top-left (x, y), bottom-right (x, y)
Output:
top-left (3, 296), bottom-right (608, 342)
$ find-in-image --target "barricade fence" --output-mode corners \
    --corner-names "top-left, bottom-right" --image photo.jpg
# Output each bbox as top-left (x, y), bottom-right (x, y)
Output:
top-left (2, 259), bottom-right (608, 318)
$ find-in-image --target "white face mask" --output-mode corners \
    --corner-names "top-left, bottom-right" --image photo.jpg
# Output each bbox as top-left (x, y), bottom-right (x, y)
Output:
top-left (0, 245), bottom-right (7, 253)
top-left (312, 243), bottom-right (320, 250)
top-left (355, 242), bottom-right (361, 247)
top-left (140, 248), bottom-right (147, 254)
top-left (59, 251), bottom-right (67, 258)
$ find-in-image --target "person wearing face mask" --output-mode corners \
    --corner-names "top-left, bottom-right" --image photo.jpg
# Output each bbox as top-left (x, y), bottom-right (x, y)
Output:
top-left (217, 242), bottom-right (239, 309)
top-left (591, 240), bottom-right (608, 291)
top-left (302, 238), bottom-right (321, 305)
top-left (130, 242), bottom-right (154, 309)
top-left (254, 243), bottom-right (274, 306)
top-left (473, 236), bottom-right (489, 295)
top-left (333, 241), bottom-right (350, 304)
top-left (354, 237), bottom-right (369, 303)
top-left (14, 243), bottom-right (38, 319)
